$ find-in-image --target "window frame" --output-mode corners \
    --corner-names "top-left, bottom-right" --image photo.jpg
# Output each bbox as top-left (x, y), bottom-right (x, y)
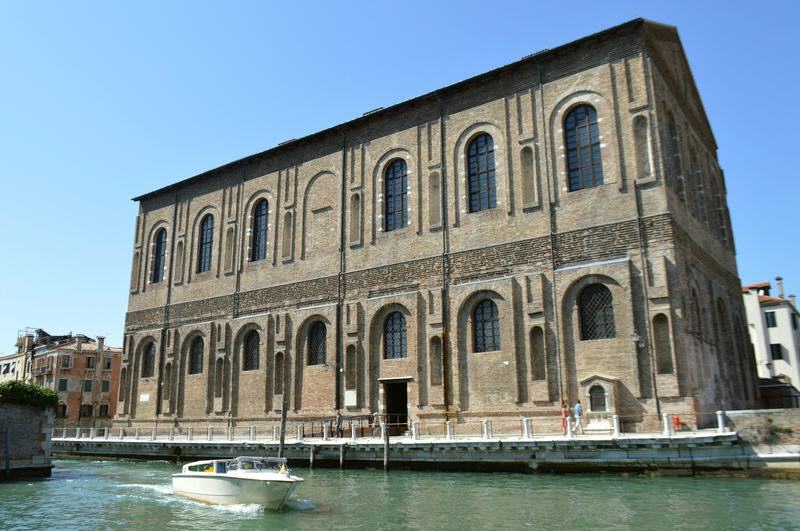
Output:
top-left (250, 199), bottom-right (269, 262)
top-left (188, 337), bottom-right (204, 375)
top-left (472, 299), bottom-right (501, 353)
top-left (384, 159), bottom-right (409, 231)
top-left (141, 343), bottom-right (156, 378)
top-left (83, 379), bottom-right (93, 393)
top-left (578, 284), bottom-right (616, 340)
top-left (197, 214), bottom-right (214, 273)
top-left (383, 311), bottom-right (408, 360)
top-left (101, 379), bottom-right (111, 393)
top-left (57, 378), bottom-right (68, 392)
top-left (243, 330), bottom-right (260, 372)
top-left (307, 321), bottom-right (327, 366)
top-left (765, 311), bottom-right (777, 328)
top-left (564, 104), bottom-right (604, 192)
top-left (466, 133), bottom-right (497, 213)
top-left (152, 228), bottom-right (168, 283)
top-left (770, 343), bottom-right (784, 361)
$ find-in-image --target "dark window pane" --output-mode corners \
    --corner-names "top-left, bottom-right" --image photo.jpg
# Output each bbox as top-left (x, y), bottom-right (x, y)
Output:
top-left (564, 105), bottom-right (604, 192)
top-left (579, 284), bottom-right (616, 340)
top-left (244, 331), bottom-right (260, 371)
top-left (473, 299), bottom-right (500, 352)
top-left (384, 160), bottom-right (408, 232)
top-left (467, 133), bottom-right (497, 213)
top-left (152, 229), bottom-right (167, 283)
top-left (308, 322), bottom-right (327, 365)
top-left (384, 311), bottom-right (408, 359)
top-left (189, 337), bottom-right (204, 374)
top-left (250, 200), bottom-right (269, 262)
top-left (197, 214), bottom-right (214, 273)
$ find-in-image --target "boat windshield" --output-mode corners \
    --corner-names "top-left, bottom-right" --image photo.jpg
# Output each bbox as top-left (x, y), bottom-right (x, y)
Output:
top-left (228, 458), bottom-right (286, 473)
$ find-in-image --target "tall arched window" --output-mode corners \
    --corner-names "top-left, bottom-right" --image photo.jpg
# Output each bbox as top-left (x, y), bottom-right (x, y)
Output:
top-left (141, 342), bottom-right (156, 378)
top-left (197, 214), bottom-right (214, 273)
top-left (308, 322), bottom-right (327, 365)
top-left (467, 133), bottom-right (497, 212)
top-left (251, 200), bottom-right (269, 262)
top-left (564, 105), bottom-right (603, 191)
top-left (384, 160), bottom-right (408, 231)
top-left (579, 284), bottom-right (616, 340)
top-left (243, 330), bottom-right (260, 371)
top-left (384, 311), bottom-right (408, 359)
top-left (152, 228), bottom-right (167, 283)
top-left (188, 336), bottom-right (204, 375)
top-left (473, 299), bottom-right (500, 352)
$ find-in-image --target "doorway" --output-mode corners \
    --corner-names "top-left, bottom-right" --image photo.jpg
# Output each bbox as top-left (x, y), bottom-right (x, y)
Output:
top-left (383, 381), bottom-right (408, 436)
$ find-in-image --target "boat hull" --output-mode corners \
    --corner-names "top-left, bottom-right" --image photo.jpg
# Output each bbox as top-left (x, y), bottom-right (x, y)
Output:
top-left (172, 474), bottom-right (299, 509)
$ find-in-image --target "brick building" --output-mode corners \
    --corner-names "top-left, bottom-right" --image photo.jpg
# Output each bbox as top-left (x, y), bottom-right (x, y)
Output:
top-left (118, 19), bottom-right (757, 434)
top-left (19, 331), bottom-right (123, 428)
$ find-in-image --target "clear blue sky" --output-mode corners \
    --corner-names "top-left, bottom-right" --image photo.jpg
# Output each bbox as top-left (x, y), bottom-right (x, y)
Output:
top-left (1, 1), bottom-right (797, 351)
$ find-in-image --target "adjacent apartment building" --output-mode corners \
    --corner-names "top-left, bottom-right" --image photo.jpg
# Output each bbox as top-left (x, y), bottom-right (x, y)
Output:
top-left (742, 278), bottom-right (800, 408)
top-left (118, 19), bottom-right (758, 434)
top-left (8, 329), bottom-right (123, 428)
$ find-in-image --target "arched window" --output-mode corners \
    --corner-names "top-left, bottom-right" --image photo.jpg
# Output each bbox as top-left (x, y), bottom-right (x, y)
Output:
top-left (384, 311), bottom-right (408, 359)
top-left (197, 214), bottom-right (214, 273)
top-left (243, 330), bottom-right (260, 371)
top-left (564, 105), bottom-right (603, 191)
top-left (467, 133), bottom-right (497, 212)
top-left (274, 352), bottom-right (284, 395)
top-left (579, 284), bottom-right (616, 340)
top-left (345, 345), bottom-right (357, 390)
top-left (188, 337), bottom-right (204, 375)
top-left (141, 342), bottom-right (156, 378)
top-left (384, 160), bottom-right (408, 231)
top-left (307, 322), bottom-right (327, 365)
top-left (589, 385), bottom-right (607, 412)
top-left (152, 228), bottom-right (167, 283)
top-left (56, 402), bottom-right (67, 418)
top-left (473, 299), bottom-right (500, 352)
top-left (251, 199), bottom-right (269, 262)
top-left (530, 326), bottom-right (546, 381)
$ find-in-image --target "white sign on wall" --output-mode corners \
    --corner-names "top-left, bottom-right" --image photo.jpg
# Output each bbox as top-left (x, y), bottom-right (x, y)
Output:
top-left (139, 393), bottom-right (150, 402)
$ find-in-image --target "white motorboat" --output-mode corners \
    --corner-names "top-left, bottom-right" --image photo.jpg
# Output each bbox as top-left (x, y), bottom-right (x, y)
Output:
top-left (172, 456), bottom-right (303, 509)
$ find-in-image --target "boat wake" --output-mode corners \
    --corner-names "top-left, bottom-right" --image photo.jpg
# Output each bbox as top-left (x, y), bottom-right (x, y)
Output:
top-left (284, 498), bottom-right (317, 512)
top-left (117, 483), bottom-right (173, 495)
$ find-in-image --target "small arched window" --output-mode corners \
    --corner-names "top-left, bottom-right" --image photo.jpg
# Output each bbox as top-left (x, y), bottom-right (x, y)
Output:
top-left (251, 199), bottom-right (269, 262)
top-left (152, 228), bottom-right (167, 283)
top-left (141, 342), bottom-right (156, 378)
top-left (564, 105), bottom-right (603, 191)
top-left (243, 330), bottom-right (260, 371)
top-left (197, 214), bottom-right (214, 273)
top-left (579, 284), bottom-right (616, 340)
top-left (473, 299), bottom-right (500, 352)
top-left (188, 336), bottom-right (204, 375)
top-left (589, 385), bottom-right (607, 412)
top-left (56, 402), bottom-right (67, 418)
top-left (384, 160), bottom-right (408, 231)
top-left (384, 311), bottom-right (408, 359)
top-left (467, 133), bottom-right (497, 212)
top-left (307, 322), bottom-right (327, 365)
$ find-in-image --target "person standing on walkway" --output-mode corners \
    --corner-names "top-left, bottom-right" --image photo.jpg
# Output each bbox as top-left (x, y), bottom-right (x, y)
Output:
top-left (372, 411), bottom-right (380, 437)
top-left (560, 401), bottom-right (569, 435)
top-left (334, 410), bottom-right (343, 438)
top-left (573, 400), bottom-right (584, 435)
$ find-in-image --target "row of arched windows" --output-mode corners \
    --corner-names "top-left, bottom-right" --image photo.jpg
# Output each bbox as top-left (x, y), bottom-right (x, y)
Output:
top-left (136, 284), bottom-right (618, 382)
top-left (141, 104), bottom-right (609, 285)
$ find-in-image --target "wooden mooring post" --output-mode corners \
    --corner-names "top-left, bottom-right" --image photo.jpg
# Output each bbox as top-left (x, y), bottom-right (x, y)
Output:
top-left (382, 421), bottom-right (389, 471)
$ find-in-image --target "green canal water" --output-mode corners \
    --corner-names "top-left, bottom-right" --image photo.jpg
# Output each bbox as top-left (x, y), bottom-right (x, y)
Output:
top-left (1, 459), bottom-right (800, 530)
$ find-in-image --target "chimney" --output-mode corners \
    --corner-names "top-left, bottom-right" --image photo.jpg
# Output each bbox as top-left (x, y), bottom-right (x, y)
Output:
top-left (97, 336), bottom-right (105, 353)
top-left (776, 276), bottom-right (785, 299)
top-left (75, 335), bottom-right (83, 352)
top-left (790, 294), bottom-right (797, 307)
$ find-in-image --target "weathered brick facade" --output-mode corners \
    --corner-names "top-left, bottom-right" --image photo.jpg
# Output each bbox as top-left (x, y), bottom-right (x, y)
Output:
top-left (117, 19), bottom-right (757, 432)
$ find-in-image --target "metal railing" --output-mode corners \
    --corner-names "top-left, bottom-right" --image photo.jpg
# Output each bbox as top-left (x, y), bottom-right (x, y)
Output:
top-left (52, 411), bottom-right (732, 443)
